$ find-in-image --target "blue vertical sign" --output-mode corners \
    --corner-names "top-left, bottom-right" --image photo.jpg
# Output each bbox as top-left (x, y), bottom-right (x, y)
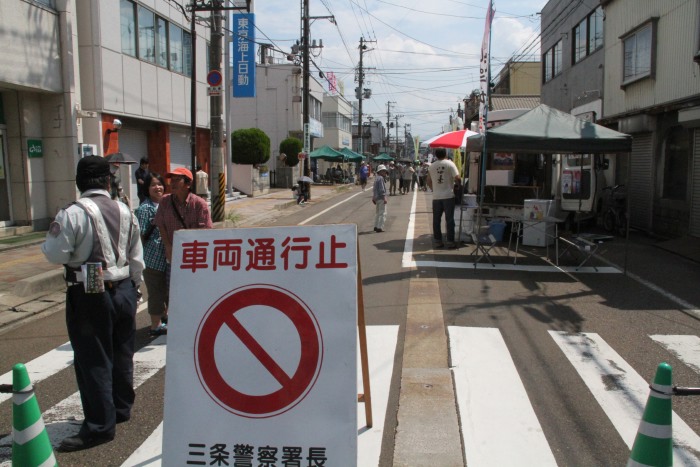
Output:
top-left (233, 13), bottom-right (256, 98)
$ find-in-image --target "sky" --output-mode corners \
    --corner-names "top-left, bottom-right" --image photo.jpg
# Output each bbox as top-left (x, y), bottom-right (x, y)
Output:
top-left (244, 0), bottom-right (548, 142)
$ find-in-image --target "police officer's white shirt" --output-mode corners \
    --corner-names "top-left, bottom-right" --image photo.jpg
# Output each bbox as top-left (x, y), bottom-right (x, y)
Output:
top-left (42, 189), bottom-right (144, 286)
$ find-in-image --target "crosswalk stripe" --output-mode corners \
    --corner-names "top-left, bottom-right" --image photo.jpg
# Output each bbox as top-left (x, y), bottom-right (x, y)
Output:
top-left (0, 302), bottom-right (148, 405)
top-left (0, 342), bottom-right (73, 405)
top-left (650, 334), bottom-right (700, 374)
top-left (449, 327), bottom-right (558, 466)
top-left (0, 336), bottom-right (167, 463)
top-left (121, 326), bottom-right (400, 467)
top-left (549, 331), bottom-right (700, 465)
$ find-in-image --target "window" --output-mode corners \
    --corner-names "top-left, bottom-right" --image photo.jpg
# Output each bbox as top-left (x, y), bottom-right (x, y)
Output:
top-left (588, 7), bottom-right (604, 53)
top-left (120, 0), bottom-right (136, 57)
top-left (156, 17), bottom-right (168, 68)
top-left (183, 31), bottom-right (192, 77)
top-left (119, 1), bottom-right (191, 75)
top-left (138, 6), bottom-right (155, 63)
top-left (573, 18), bottom-right (587, 63)
top-left (553, 40), bottom-right (562, 76)
top-left (572, 6), bottom-right (604, 64)
top-left (622, 21), bottom-right (655, 84)
top-left (543, 40), bottom-right (562, 82)
top-left (169, 23), bottom-right (184, 74)
top-left (662, 127), bottom-right (689, 200)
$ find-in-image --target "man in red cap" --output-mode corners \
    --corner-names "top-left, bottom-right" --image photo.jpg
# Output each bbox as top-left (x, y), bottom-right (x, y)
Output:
top-left (154, 167), bottom-right (212, 280)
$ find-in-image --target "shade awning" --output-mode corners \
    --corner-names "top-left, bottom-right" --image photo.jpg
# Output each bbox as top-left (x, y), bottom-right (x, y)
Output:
top-left (467, 104), bottom-right (633, 154)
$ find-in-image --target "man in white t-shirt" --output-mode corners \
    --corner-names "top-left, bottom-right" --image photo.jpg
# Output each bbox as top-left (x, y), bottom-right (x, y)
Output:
top-left (427, 148), bottom-right (460, 249)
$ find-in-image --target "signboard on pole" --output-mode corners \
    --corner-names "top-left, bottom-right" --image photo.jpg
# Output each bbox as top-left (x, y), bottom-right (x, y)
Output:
top-left (232, 13), bottom-right (256, 98)
top-left (163, 225), bottom-right (358, 465)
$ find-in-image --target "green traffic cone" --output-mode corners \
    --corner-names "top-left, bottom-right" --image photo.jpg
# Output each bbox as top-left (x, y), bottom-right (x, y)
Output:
top-left (627, 362), bottom-right (673, 467)
top-left (11, 363), bottom-right (57, 467)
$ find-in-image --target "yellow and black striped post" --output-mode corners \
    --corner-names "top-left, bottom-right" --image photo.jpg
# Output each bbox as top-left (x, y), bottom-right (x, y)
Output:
top-left (211, 171), bottom-right (226, 223)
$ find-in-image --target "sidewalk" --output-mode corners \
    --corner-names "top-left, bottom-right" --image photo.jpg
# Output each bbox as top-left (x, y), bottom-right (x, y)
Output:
top-left (0, 184), bottom-right (353, 332)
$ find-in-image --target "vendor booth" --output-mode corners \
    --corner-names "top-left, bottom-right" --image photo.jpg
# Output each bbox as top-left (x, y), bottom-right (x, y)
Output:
top-left (465, 104), bottom-right (633, 269)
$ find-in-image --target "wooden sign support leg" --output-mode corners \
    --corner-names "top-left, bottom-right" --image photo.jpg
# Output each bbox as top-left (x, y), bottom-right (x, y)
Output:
top-left (357, 246), bottom-right (373, 428)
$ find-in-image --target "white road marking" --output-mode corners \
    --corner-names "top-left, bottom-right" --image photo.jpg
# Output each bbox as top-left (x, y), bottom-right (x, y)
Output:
top-left (0, 342), bottom-right (73, 405)
top-left (298, 191), bottom-right (365, 225)
top-left (0, 303), bottom-right (149, 405)
top-left (650, 335), bottom-right (700, 374)
top-left (449, 327), bottom-right (557, 466)
top-left (121, 326), bottom-right (400, 467)
top-left (550, 331), bottom-right (700, 466)
top-left (0, 336), bottom-right (167, 461)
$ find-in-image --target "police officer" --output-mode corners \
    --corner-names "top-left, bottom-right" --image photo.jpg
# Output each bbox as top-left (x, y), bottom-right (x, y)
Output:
top-left (42, 156), bottom-right (144, 452)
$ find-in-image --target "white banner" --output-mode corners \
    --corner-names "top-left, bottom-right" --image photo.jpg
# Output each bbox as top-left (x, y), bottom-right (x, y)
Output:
top-left (478, 1), bottom-right (496, 135)
top-left (163, 225), bottom-right (358, 466)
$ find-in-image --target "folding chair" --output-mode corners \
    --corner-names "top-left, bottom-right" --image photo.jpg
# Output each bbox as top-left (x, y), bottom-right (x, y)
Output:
top-left (470, 230), bottom-right (497, 267)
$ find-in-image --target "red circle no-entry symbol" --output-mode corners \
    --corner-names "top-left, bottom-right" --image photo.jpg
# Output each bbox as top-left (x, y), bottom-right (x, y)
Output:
top-left (195, 284), bottom-right (323, 418)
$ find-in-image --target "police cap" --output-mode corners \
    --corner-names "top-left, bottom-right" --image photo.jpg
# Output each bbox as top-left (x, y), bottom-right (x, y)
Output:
top-left (77, 156), bottom-right (111, 178)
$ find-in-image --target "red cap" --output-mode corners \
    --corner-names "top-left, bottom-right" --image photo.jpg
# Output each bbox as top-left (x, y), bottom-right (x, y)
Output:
top-left (166, 167), bottom-right (193, 181)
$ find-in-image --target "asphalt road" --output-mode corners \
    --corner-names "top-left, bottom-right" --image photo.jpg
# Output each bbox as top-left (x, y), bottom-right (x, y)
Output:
top-left (2, 186), bottom-right (700, 466)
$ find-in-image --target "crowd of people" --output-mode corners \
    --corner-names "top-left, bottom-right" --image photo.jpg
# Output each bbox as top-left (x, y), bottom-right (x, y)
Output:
top-left (39, 149), bottom-right (460, 453)
top-left (41, 156), bottom-right (213, 453)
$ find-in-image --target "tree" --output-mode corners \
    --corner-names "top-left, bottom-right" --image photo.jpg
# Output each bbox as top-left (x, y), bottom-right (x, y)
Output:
top-left (279, 137), bottom-right (303, 167)
top-left (230, 128), bottom-right (270, 165)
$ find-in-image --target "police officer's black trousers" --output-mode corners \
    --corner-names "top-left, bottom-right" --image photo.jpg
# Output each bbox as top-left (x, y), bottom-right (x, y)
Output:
top-left (66, 279), bottom-right (137, 438)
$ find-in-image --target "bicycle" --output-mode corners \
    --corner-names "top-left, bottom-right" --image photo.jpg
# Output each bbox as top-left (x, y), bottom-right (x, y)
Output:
top-left (601, 184), bottom-right (627, 236)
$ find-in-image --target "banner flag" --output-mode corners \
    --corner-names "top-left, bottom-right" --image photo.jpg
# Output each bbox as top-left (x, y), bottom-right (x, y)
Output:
top-left (478, 1), bottom-right (495, 135)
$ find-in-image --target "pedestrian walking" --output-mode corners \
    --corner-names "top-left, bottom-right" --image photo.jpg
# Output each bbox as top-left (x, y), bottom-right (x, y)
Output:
top-left (41, 155), bottom-right (145, 452)
top-left (195, 165), bottom-right (209, 200)
top-left (372, 164), bottom-right (389, 232)
top-left (427, 148), bottom-right (461, 249)
top-left (419, 163), bottom-right (429, 191)
top-left (134, 157), bottom-right (150, 205)
top-left (402, 163), bottom-right (414, 194)
top-left (359, 161), bottom-right (369, 191)
top-left (134, 172), bottom-right (168, 337)
top-left (388, 161), bottom-right (399, 196)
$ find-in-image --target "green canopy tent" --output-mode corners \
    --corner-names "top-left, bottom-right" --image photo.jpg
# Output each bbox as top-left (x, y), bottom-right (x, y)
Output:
top-left (339, 147), bottom-right (365, 162)
top-left (308, 145), bottom-right (345, 161)
top-left (466, 104), bottom-right (632, 154)
top-left (464, 104), bottom-right (634, 271)
top-left (373, 153), bottom-right (393, 162)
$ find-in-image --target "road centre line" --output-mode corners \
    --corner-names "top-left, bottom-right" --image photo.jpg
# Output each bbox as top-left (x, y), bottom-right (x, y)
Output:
top-left (298, 191), bottom-right (364, 225)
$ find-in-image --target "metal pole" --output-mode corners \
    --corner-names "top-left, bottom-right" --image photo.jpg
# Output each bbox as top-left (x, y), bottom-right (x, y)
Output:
top-left (190, 1), bottom-right (197, 177)
top-left (210, 2), bottom-right (225, 222)
top-left (303, 0), bottom-right (310, 177)
top-left (357, 37), bottom-right (364, 154)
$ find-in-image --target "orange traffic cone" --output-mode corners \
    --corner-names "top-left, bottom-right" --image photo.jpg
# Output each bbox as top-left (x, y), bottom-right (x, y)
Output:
top-left (627, 362), bottom-right (673, 467)
top-left (11, 363), bottom-right (57, 466)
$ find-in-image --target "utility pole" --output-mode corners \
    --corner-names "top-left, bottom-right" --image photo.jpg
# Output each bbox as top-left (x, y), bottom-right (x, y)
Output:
top-left (302, 0), bottom-right (310, 179)
top-left (209, 3), bottom-right (224, 222)
top-left (300, 3), bottom-right (333, 195)
top-left (188, 0), bottom-right (251, 222)
top-left (356, 37), bottom-right (375, 155)
top-left (386, 101), bottom-right (395, 153)
top-left (394, 114), bottom-right (403, 156)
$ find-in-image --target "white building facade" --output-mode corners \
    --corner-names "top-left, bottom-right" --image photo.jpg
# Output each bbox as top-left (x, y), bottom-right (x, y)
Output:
top-left (0, 0), bottom-right (213, 230)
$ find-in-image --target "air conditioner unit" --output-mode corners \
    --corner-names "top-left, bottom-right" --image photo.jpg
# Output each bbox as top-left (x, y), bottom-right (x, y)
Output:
top-left (292, 96), bottom-right (302, 102)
